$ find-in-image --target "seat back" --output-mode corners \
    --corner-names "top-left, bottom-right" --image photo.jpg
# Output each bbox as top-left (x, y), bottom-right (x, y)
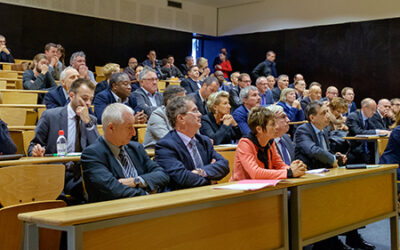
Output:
top-left (0, 91), bottom-right (38, 104)
top-left (0, 200), bottom-right (66, 250)
top-left (22, 130), bottom-right (35, 156)
top-left (0, 164), bottom-right (65, 207)
top-left (0, 108), bottom-right (27, 126)
top-left (137, 127), bottom-right (146, 144)
top-left (0, 71), bottom-right (18, 79)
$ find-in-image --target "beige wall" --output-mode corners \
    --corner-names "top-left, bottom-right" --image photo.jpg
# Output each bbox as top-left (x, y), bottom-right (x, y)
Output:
top-left (0, 0), bottom-right (217, 35)
top-left (218, 0), bottom-right (400, 36)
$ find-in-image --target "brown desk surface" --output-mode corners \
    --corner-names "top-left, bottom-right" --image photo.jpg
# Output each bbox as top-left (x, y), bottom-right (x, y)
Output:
top-left (18, 182), bottom-right (282, 226)
top-left (0, 156), bottom-right (80, 167)
top-left (145, 144), bottom-right (237, 157)
top-left (0, 89), bottom-right (47, 94)
top-left (289, 120), bottom-right (308, 125)
top-left (8, 125), bottom-right (36, 130)
top-left (278, 164), bottom-right (397, 187)
top-left (0, 104), bottom-right (46, 108)
top-left (343, 136), bottom-right (389, 140)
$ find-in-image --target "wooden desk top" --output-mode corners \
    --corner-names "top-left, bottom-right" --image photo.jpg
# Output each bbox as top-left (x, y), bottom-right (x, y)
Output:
top-left (343, 136), bottom-right (389, 140)
top-left (145, 144), bottom-right (237, 157)
top-left (0, 156), bottom-right (80, 167)
top-left (0, 104), bottom-right (46, 108)
top-left (289, 120), bottom-right (308, 125)
top-left (278, 164), bottom-right (397, 187)
top-left (8, 126), bottom-right (36, 130)
top-left (0, 89), bottom-right (47, 94)
top-left (18, 183), bottom-right (283, 226)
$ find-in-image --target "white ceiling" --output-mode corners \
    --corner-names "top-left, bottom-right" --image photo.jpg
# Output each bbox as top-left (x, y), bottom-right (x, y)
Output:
top-left (180, 0), bottom-right (262, 8)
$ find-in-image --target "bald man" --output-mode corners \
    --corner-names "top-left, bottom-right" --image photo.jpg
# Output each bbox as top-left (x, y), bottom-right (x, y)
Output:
top-left (301, 85), bottom-right (322, 111)
top-left (322, 86), bottom-right (339, 103)
top-left (369, 98), bottom-right (393, 130)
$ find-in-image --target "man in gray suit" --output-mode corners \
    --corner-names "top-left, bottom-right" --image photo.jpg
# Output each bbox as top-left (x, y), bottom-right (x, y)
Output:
top-left (266, 105), bottom-right (295, 164)
top-left (143, 85), bottom-right (186, 149)
top-left (132, 67), bottom-right (163, 117)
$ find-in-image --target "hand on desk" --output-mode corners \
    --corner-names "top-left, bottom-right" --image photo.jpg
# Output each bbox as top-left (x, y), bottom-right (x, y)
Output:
top-left (290, 160), bottom-right (306, 177)
top-left (32, 144), bottom-right (45, 157)
top-left (335, 152), bottom-right (347, 167)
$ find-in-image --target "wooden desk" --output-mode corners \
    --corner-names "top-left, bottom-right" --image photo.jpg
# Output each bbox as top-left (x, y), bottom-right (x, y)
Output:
top-left (289, 120), bottom-right (308, 125)
top-left (343, 136), bottom-right (389, 163)
top-left (0, 156), bottom-right (81, 167)
top-left (19, 184), bottom-right (289, 250)
top-left (283, 165), bottom-right (398, 249)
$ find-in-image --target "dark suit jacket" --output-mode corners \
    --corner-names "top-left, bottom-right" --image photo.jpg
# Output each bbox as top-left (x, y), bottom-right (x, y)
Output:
top-left (81, 137), bottom-right (169, 202)
top-left (369, 111), bottom-right (393, 130)
top-left (380, 126), bottom-right (400, 179)
top-left (0, 119), bottom-right (17, 155)
top-left (189, 91), bottom-right (208, 115)
top-left (276, 134), bottom-right (295, 163)
top-left (95, 79), bottom-right (109, 96)
top-left (200, 112), bottom-right (242, 145)
top-left (229, 86), bottom-right (242, 111)
top-left (180, 77), bottom-right (200, 94)
top-left (260, 89), bottom-right (274, 106)
top-left (180, 64), bottom-right (189, 76)
top-left (131, 88), bottom-right (163, 117)
top-left (93, 88), bottom-right (141, 123)
top-left (28, 106), bottom-right (99, 156)
top-left (43, 85), bottom-right (69, 109)
top-left (251, 59), bottom-right (277, 79)
top-left (155, 130), bottom-right (229, 190)
top-left (344, 102), bottom-right (357, 116)
top-left (271, 87), bottom-right (282, 102)
top-left (294, 123), bottom-right (335, 169)
top-left (0, 49), bottom-right (14, 63)
top-left (232, 105), bottom-right (251, 136)
top-left (300, 96), bottom-right (311, 112)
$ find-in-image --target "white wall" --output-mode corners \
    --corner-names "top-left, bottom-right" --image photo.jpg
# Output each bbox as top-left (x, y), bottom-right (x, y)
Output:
top-left (218, 0), bottom-right (400, 36)
top-left (0, 0), bottom-right (217, 35)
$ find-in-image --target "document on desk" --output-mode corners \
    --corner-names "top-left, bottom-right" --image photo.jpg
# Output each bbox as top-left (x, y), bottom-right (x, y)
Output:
top-left (306, 168), bottom-right (329, 175)
top-left (214, 179), bottom-right (281, 191)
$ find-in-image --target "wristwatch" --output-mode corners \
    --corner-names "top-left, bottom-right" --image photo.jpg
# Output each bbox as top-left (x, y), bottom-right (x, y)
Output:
top-left (133, 177), bottom-right (142, 186)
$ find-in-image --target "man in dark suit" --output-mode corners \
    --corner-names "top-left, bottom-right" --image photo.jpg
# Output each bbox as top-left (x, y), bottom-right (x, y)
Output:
top-left (271, 74), bottom-right (289, 102)
top-left (81, 103), bottom-right (169, 202)
top-left (180, 56), bottom-right (194, 77)
top-left (93, 72), bottom-right (146, 124)
top-left (132, 67), bottom-right (163, 117)
top-left (189, 76), bottom-right (219, 115)
top-left (346, 98), bottom-right (390, 164)
top-left (256, 76), bottom-right (274, 106)
top-left (232, 86), bottom-right (261, 136)
top-left (229, 73), bottom-right (251, 111)
top-left (295, 101), bottom-right (375, 250)
top-left (369, 98), bottom-right (393, 130)
top-left (251, 51), bottom-right (277, 79)
top-left (0, 119), bottom-right (17, 155)
top-left (44, 67), bottom-right (79, 109)
top-left (155, 96), bottom-right (229, 190)
top-left (266, 105), bottom-right (294, 164)
top-left (294, 101), bottom-right (346, 170)
top-left (180, 65), bottom-right (201, 94)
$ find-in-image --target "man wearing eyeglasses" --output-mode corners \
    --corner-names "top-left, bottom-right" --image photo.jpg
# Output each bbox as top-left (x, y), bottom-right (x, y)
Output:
top-left (0, 34), bottom-right (14, 64)
top-left (132, 67), bottom-right (163, 117)
top-left (272, 74), bottom-right (289, 102)
top-left (155, 96), bottom-right (229, 190)
top-left (229, 73), bottom-right (252, 111)
top-left (93, 72), bottom-right (147, 124)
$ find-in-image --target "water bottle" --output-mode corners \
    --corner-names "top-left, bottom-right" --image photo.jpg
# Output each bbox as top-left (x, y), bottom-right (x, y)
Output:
top-left (56, 130), bottom-right (67, 157)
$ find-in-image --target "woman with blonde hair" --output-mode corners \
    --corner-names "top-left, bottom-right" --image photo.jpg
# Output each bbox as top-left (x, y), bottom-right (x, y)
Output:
top-left (276, 88), bottom-right (305, 122)
top-left (94, 63), bottom-right (120, 96)
top-left (196, 57), bottom-right (210, 80)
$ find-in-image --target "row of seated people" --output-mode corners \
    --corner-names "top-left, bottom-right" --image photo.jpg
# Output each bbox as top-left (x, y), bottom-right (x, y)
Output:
top-left (2, 73), bottom-right (400, 249)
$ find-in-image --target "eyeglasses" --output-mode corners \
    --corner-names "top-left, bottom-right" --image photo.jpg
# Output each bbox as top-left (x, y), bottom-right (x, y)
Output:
top-left (186, 109), bottom-right (200, 115)
top-left (143, 78), bottom-right (158, 82)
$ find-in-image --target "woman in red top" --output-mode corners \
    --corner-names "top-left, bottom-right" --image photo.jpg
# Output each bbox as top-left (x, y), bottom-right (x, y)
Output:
top-left (215, 53), bottom-right (232, 79)
top-left (231, 106), bottom-right (306, 181)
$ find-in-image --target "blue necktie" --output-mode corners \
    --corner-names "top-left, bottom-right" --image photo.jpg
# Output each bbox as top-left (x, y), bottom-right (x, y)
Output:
top-left (278, 139), bottom-right (290, 165)
top-left (363, 119), bottom-right (369, 154)
top-left (319, 132), bottom-right (328, 150)
top-left (189, 139), bottom-right (204, 169)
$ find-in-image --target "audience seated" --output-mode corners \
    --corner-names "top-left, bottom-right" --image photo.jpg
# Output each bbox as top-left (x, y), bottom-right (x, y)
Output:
top-left (44, 67), bottom-right (79, 109)
top-left (131, 65), bottom-right (143, 91)
top-left (214, 52), bottom-right (232, 79)
top-left (167, 55), bottom-right (184, 79)
top-left (229, 73), bottom-right (251, 111)
top-left (390, 98), bottom-right (400, 121)
top-left (44, 43), bottom-right (63, 80)
top-left (188, 76), bottom-right (219, 115)
top-left (180, 65), bottom-right (201, 94)
top-left (56, 44), bottom-right (67, 71)
top-left (81, 103), bottom-right (169, 202)
top-left (94, 63), bottom-right (120, 96)
top-left (300, 85), bottom-right (322, 111)
top-left (0, 118), bottom-right (17, 155)
top-left (132, 67), bottom-right (163, 117)
top-left (272, 74), bottom-right (289, 102)
top-left (94, 72), bottom-right (146, 124)
top-left (155, 96), bottom-right (229, 190)
top-left (231, 106), bottom-right (306, 181)
top-left (230, 71), bottom-right (240, 88)
top-left (369, 98), bottom-right (393, 130)
top-left (68, 51), bottom-right (97, 85)
top-left (180, 56), bottom-right (194, 76)
top-left (266, 75), bottom-right (276, 90)
top-left (160, 58), bottom-right (173, 79)
top-left (294, 79), bottom-right (306, 100)
top-left (346, 98), bottom-right (390, 164)
top-left (142, 49), bottom-right (164, 79)
top-left (380, 115), bottom-right (400, 179)
top-left (197, 57), bottom-right (211, 81)
top-left (251, 51), bottom-right (277, 79)
top-left (0, 34), bottom-right (14, 63)
top-left (123, 57), bottom-right (138, 81)
top-left (266, 105), bottom-right (295, 164)
top-left (322, 86), bottom-right (339, 103)
top-left (215, 70), bottom-right (231, 92)
top-left (289, 73), bottom-right (304, 88)
top-left (23, 53), bottom-right (57, 93)
top-left (341, 87), bottom-right (357, 116)
top-left (212, 48), bottom-right (227, 69)
top-left (232, 86), bottom-right (261, 135)
top-left (200, 91), bottom-right (242, 145)
top-left (327, 97), bottom-right (348, 131)
top-left (256, 76), bottom-right (274, 106)
top-left (143, 85), bottom-right (186, 149)
top-left (277, 88), bottom-right (305, 122)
